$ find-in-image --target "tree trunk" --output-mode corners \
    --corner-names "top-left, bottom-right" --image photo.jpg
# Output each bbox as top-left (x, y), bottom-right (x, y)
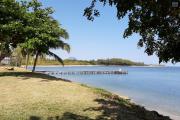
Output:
top-left (32, 51), bottom-right (39, 72)
top-left (0, 54), bottom-right (6, 62)
top-left (25, 53), bottom-right (30, 70)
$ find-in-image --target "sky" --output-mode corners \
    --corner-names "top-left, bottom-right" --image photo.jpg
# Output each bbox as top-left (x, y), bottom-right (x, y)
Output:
top-left (39, 0), bottom-right (179, 66)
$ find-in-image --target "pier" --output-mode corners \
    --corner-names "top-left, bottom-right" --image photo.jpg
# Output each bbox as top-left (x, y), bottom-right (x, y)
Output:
top-left (37, 70), bottom-right (128, 75)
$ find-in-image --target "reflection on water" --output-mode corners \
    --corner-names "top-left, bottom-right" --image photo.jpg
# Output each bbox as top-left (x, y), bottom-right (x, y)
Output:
top-left (29, 66), bottom-right (180, 120)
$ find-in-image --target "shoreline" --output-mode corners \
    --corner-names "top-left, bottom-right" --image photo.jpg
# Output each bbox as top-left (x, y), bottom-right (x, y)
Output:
top-left (24, 65), bottom-right (104, 67)
top-left (0, 67), bottom-right (175, 120)
top-left (45, 73), bottom-right (176, 120)
top-left (146, 106), bottom-right (179, 120)
top-left (106, 89), bottom-right (179, 120)
top-left (108, 88), bottom-right (179, 120)
top-left (24, 64), bottom-right (166, 68)
top-left (130, 97), bottom-right (179, 120)
top-left (25, 65), bottom-right (179, 120)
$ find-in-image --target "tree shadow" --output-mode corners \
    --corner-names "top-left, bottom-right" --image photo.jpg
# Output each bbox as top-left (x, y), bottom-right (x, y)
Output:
top-left (84, 97), bottom-right (172, 120)
top-left (58, 112), bottom-right (93, 120)
top-left (28, 96), bottom-right (172, 120)
top-left (27, 91), bottom-right (173, 120)
top-left (29, 112), bottom-right (93, 120)
top-left (0, 72), bottom-right (71, 82)
top-left (29, 116), bottom-right (41, 120)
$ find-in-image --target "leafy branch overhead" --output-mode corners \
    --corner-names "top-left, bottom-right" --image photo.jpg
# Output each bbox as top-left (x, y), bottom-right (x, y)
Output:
top-left (84, 0), bottom-right (180, 63)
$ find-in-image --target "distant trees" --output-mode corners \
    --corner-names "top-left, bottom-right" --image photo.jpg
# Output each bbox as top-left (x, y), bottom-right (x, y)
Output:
top-left (27, 58), bottom-right (145, 66)
top-left (95, 58), bottom-right (145, 66)
top-left (84, 0), bottom-right (180, 63)
top-left (0, 0), bottom-right (70, 72)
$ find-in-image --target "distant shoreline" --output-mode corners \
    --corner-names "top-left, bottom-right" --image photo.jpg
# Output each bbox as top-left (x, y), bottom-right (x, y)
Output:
top-left (23, 65), bottom-right (104, 67)
top-left (24, 64), bottom-right (166, 68)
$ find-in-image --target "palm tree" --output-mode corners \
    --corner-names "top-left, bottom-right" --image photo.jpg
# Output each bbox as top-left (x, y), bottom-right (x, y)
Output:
top-left (19, 0), bottom-right (71, 72)
top-left (32, 40), bottom-right (70, 72)
top-left (46, 41), bottom-right (70, 66)
top-left (20, 20), bottom-right (70, 72)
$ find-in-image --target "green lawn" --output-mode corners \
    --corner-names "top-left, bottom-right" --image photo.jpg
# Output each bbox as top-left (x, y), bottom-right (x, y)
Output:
top-left (0, 71), bottom-right (172, 120)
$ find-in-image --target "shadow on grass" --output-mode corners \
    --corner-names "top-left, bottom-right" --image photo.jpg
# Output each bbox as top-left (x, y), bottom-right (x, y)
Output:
top-left (29, 97), bottom-right (172, 120)
top-left (0, 72), bottom-right (71, 82)
top-left (57, 112), bottom-right (93, 120)
top-left (29, 112), bottom-right (93, 120)
top-left (84, 97), bottom-right (172, 120)
top-left (29, 116), bottom-right (41, 120)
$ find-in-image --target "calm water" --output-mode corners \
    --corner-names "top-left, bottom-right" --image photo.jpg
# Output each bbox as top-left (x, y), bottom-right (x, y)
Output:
top-left (29, 66), bottom-right (180, 120)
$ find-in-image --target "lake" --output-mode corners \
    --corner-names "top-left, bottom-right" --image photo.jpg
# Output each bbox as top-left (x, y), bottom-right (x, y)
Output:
top-left (29, 66), bottom-right (180, 120)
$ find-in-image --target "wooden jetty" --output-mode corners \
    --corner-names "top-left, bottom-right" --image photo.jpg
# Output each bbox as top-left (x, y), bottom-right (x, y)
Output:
top-left (37, 70), bottom-right (128, 75)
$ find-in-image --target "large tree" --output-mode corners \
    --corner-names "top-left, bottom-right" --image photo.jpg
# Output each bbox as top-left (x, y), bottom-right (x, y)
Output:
top-left (0, 0), bottom-right (28, 61)
top-left (84, 0), bottom-right (180, 63)
top-left (20, 0), bottom-right (70, 72)
top-left (0, 0), bottom-right (70, 70)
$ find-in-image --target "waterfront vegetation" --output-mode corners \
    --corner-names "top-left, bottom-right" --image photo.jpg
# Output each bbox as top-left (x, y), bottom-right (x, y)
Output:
top-left (0, 68), bottom-right (171, 120)
top-left (18, 58), bottom-right (146, 66)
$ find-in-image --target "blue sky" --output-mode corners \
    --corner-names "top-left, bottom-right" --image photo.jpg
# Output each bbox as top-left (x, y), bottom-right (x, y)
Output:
top-left (40, 0), bottom-right (179, 66)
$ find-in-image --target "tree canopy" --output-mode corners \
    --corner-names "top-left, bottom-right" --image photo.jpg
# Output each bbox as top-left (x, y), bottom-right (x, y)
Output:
top-left (0, 0), bottom-right (70, 71)
top-left (84, 0), bottom-right (180, 63)
top-left (0, 0), bottom-right (28, 61)
top-left (20, 0), bottom-right (70, 72)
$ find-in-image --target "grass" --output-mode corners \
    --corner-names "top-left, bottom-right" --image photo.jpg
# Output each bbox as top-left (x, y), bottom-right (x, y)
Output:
top-left (0, 68), bottom-right (172, 120)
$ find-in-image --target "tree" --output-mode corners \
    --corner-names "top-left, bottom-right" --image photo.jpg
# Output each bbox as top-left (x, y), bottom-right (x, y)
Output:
top-left (11, 46), bottom-right (23, 66)
top-left (0, 42), bottom-right (11, 61)
top-left (84, 0), bottom-right (180, 63)
top-left (0, 0), bottom-right (28, 61)
top-left (20, 0), bottom-right (70, 72)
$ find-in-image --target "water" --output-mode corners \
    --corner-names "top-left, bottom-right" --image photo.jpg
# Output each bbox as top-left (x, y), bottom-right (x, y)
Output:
top-left (29, 66), bottom-right (180, 120)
